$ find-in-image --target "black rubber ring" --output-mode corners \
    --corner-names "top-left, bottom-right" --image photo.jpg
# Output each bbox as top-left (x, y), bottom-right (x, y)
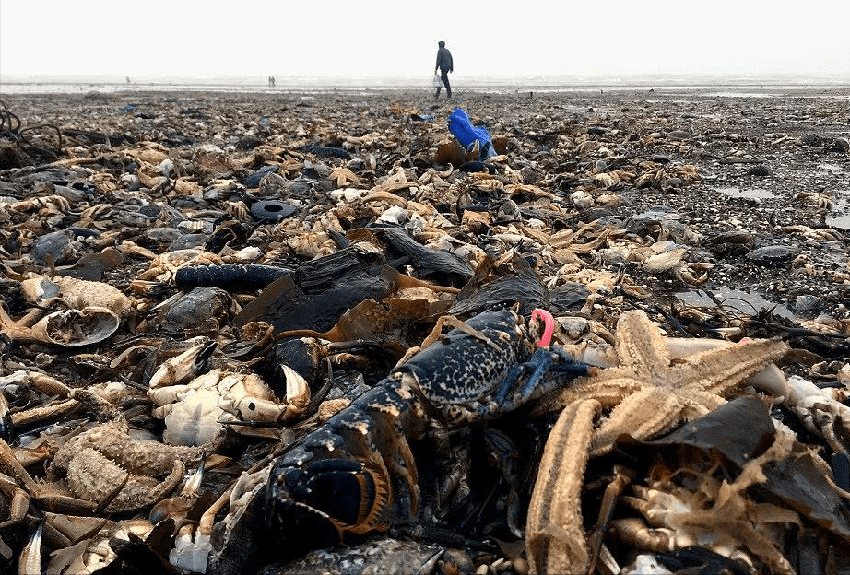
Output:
top-left (251, 200), bottom-right (296, 221)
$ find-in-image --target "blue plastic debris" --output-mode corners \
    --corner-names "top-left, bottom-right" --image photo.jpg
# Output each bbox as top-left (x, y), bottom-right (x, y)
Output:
top-left (448, 108), bottom-right (497, 160)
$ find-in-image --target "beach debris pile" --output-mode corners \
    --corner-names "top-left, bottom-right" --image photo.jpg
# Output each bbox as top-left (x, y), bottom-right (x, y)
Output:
top-left (0, 89), bottom-right (848, 575)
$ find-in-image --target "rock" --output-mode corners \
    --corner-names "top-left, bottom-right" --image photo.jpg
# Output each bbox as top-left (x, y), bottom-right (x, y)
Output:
top-left (801, 133), bottom-right (823, 147)
top-left (746, 244), bottom-right (798, 264)
top-left (53, 184), bottom-right (88, 204)
top-left (747, 164), bottom-right (772, 177)
top-left (827, 138), bottom-right (849, 153)
top-left (30, 230), bottom-right (75, 265)
top-left (161, 287), bottom-right (233, 332)
top-left (795, 294), bottom-right (821, 314)
top-left (168, 234), bottom-right (208, 251)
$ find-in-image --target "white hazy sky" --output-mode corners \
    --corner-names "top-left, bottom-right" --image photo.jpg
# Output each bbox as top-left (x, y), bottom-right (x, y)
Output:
top-left (2, 0), bottom-right (849, 80)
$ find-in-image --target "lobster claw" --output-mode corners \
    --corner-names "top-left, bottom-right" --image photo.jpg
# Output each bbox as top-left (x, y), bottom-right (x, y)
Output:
top-left (268, 458), bottom-right (389, 551)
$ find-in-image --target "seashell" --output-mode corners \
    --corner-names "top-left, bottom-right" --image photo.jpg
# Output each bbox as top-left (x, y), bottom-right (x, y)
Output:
top-left (177, 219), bottom-right (214, 233)
top-left (29, 306), bottom-right (120, 347)
top-left (570, 190), bottom-right (594, 208)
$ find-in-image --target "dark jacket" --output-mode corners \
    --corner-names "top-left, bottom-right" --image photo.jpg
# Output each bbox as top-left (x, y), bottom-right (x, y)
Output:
top-left (436, 48), bottom-right (453, 73)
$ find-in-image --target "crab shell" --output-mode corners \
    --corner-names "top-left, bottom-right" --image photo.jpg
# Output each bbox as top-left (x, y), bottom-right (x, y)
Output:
top-left (29, 306), bottom-right (120, 347)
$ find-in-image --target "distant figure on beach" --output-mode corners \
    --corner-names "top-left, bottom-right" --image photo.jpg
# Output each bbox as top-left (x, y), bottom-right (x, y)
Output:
top-left (434, 40), bottom-right (453, 99)
top-left (126, 76), bottom-right (131, 84)
top-left (268, 76), bottom-right (276, 88)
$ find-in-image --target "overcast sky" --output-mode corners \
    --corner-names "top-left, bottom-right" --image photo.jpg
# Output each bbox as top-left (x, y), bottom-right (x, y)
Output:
top-left (2, 0), bottom-right (849, 80)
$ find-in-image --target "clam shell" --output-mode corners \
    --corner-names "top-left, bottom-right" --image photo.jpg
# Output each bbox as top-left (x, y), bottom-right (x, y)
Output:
top-left (29, 306), bottom-right (120, 347)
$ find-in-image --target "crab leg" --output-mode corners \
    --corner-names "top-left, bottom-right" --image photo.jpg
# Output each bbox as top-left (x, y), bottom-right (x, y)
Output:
top-left (0, 439), bottom-right (98, 515)
top-left (18, 523), bottom-right (42, 575)
top-left (0, 305), bottom-right (43, 343)
top-left (0, 473), bottom-right (29, 529)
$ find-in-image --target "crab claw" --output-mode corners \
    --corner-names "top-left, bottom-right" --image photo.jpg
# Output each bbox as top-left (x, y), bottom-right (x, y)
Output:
top-left (268, 458), bottom-right (391, 554)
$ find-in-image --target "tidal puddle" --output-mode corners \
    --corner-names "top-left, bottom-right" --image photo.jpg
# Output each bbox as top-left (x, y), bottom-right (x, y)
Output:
top-left (716, 187), bottom-right (776, 200)
top-left (676, 288), bottom-right (795, 320)
top-left (826, 193), bottom-right (850, 230)
top-left (703, 92), bottom-right (776, 98)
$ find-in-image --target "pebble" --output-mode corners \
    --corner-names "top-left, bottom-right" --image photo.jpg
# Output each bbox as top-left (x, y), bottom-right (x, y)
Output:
top-left (795, 294), bottom-right (821, 313)
top-left (161, 287), bottom-right (233, 332)
top-left (746, 244), bottom-right (798, 264)
top-left (747, 164), bottom-right (772, 177)
top-left (30, 230), bottom-right (76, 265)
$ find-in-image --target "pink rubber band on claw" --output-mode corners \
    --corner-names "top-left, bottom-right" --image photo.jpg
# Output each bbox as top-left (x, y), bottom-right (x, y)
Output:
top-left (531, 309), bottom-right (555, 348)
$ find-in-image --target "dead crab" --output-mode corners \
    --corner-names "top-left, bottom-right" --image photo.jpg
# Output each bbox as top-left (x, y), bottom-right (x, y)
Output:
top-left (147, 337), bottom-right (311, 445)
top-left (45, 419), bottom-right (207, 513)
top-left (127, 247), bottom-right (223, 293)
top-left (610, 423), bottom-right (804, 575)
top-left (0, 418), bottom-right (206, 520)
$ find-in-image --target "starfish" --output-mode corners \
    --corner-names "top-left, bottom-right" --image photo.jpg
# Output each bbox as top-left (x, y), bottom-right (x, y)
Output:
top-left (543, 309), bottom-right (789, 456)
top-left (329, 165), bottom-right (361, 187)
top-left (0, 305), bottom-right (45, 344)
top-left (526, 310), bottom-right (789, 574)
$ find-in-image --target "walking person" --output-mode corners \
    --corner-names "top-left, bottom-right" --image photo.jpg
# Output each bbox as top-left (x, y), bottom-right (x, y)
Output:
top-left (434, 40), bottom-right (453, 99)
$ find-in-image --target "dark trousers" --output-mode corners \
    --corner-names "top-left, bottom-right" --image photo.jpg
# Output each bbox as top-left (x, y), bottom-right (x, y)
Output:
top-left (435, 69), bottom-right (451, 99)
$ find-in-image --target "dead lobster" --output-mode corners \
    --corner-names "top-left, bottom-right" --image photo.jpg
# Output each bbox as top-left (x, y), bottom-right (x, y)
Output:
top-left (265, 307), bottom-right (593, 553)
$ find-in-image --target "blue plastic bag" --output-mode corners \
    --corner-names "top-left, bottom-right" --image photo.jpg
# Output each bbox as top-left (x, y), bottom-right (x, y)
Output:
top-left (448, 108), bottom-right (497, 160)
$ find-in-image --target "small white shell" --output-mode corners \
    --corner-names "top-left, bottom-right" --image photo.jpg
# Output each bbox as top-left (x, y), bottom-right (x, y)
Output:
top-left (570, 190), bottom-right (594, 209)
